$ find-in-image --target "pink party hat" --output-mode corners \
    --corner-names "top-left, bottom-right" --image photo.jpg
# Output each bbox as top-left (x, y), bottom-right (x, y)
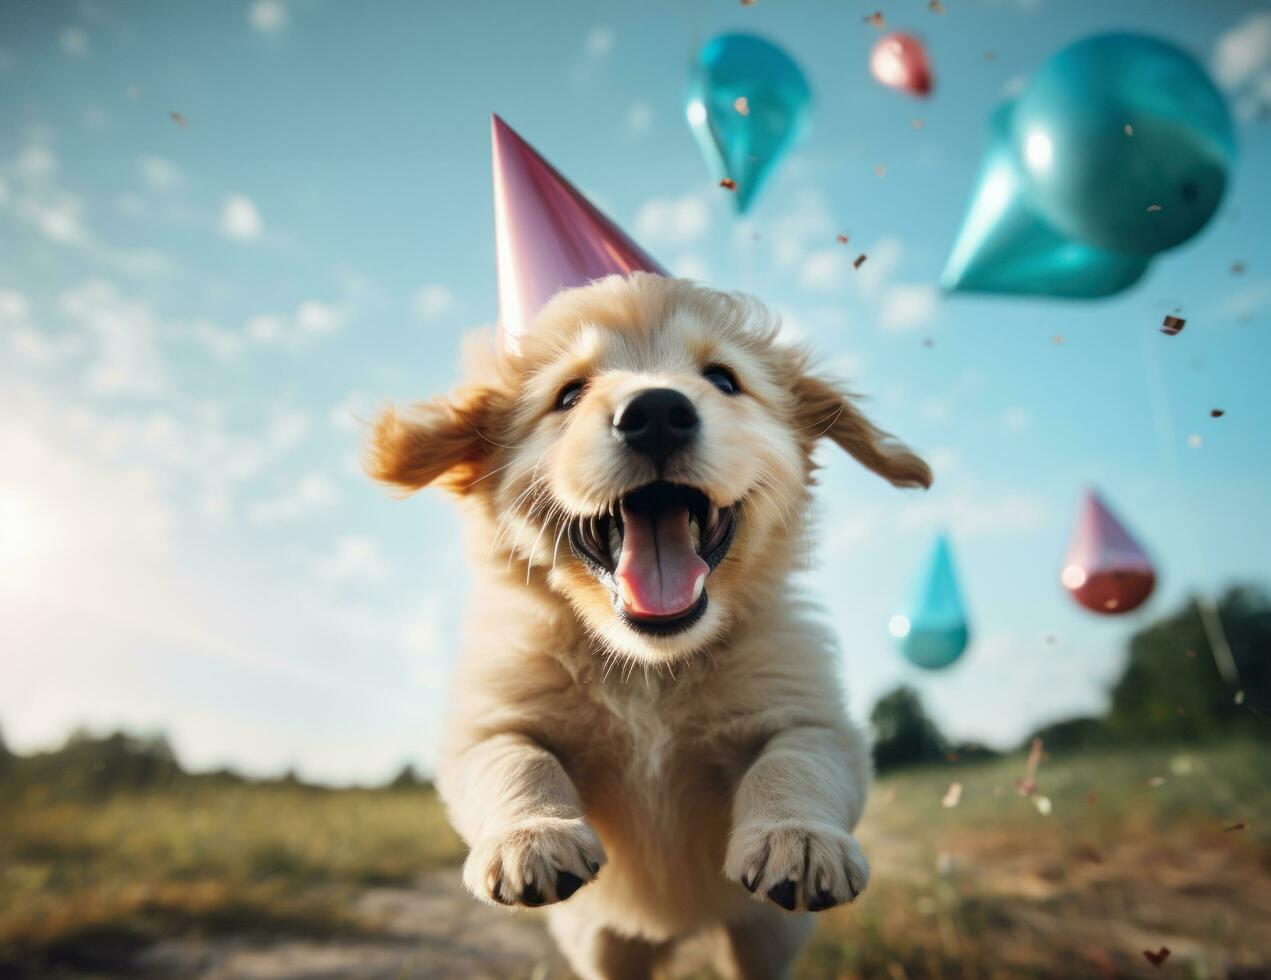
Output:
top-left (1060, 489), bottom-right (1156, 615)
top-left (491, 115), bottom-right (666, 353)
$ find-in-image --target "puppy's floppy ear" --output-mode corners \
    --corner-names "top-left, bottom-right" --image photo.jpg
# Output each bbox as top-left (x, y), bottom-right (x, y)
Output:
top-left (366, 384), bottom-right (503, 495)
top-left (793, 373), bottom-right (932, 489)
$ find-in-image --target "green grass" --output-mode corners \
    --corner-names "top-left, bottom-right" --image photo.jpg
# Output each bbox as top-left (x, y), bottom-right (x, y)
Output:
top-left (0, 781), bottom-right (463, 970)
top-left (2, 742), bottom-right (1268, 978)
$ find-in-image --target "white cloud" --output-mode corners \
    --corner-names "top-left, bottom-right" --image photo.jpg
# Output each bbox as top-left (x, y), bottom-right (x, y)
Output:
top-left (634, 192), bottom-right (710, 247)
top-left (1213, 11), bottom-right (1271, 90)
top-left (244, 299), bottom-right (347, 348)
top-left (190, 319), bottom-right (244, 360)
top-left (16, 144), bottom-right (57, 180)
top-left (329, 391), bottom-right (375, 433)
top-left (897, 490), bottom-right (1049, 537)
top-left (220, 193), bottom-right (263, 242)
top-left (853, 236), bottom-right (904, 298)
top-left (672, 253), bottom-right (710, 281)
top-left (878, 282), bottom-right (939, 332)
top-left (625, 101), bottom-right (654, 136)
top-left (137, 155), bottom-right (183, 192)
top-left (0, 288), bottom-right (30, 324)
top-left (317, 535), bottom-right (391, 585)
top-left (584, 26), bottom-right (614, 58)
top-left (248, 473), bottom-right (339, 524)
top-left (412, 283), bottom-right (456, 321)
top-left (248, 0), bottom-right (288, 33)
top-left (60, 27), bottom-right (89, 57)
top-left (1213, 12), bottom-right (1271, 121)
top-left (800, 248), bottom-right (850, 291)
top-left (59, 279), bottom-right (167, 396)
top-left (295, 300), bottom-right (344, 335)
top-left (1001, 406), bottom-right (1031, 432)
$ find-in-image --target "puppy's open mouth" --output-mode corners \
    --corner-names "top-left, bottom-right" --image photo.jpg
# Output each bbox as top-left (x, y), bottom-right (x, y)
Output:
top-left (568, 482), bottom-right (737, 635)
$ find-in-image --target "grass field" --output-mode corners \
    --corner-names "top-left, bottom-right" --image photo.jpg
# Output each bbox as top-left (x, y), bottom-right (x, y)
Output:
top-left (1, 741), bottom-right (1268, 978)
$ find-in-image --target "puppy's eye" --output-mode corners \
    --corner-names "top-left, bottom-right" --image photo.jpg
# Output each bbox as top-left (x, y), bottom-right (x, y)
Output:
top-left (555, 380), bottom-right (586, 411)
top-left (703, 365), bottom-right (740, 396)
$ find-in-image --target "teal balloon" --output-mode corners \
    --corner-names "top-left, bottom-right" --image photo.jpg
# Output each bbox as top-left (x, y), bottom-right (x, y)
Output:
top-left (894, 535), bottom-right (970, 671)
top-left (1012, 33), bottom-right (1235, 256)
top-left (941, 105), bottom-right (1150, 297)
top-left (687, 33), bottom-right (811, 213)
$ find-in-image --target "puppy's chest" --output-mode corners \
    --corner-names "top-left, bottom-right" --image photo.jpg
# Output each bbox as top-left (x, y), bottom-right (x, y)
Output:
top-left (563, 681), bottom-right (740, 813)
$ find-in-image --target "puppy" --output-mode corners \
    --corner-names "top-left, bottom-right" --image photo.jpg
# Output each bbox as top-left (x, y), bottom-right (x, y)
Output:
top-left (367, 273), bottom-right (930, 979)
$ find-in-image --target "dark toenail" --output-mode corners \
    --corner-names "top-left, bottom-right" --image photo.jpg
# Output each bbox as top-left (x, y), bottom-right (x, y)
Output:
top-left (808, 890), bottom-right (838, 912)
top-left (586, 859), bottom-right (601, 875)
top-left (767, 880), bottom-right (797, 911)
top-left (491, 876), bottom-right (512, 906)
top-left (742, 873), bottom-right (758, 893)
top-left (557, 871), bottom-right (584, 900)
top-left (521, 881), bottom-right (544, 906)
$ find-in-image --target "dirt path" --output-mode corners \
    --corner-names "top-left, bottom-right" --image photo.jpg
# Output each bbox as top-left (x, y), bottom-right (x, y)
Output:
top-left (136, 872), bottom-right (567, 979)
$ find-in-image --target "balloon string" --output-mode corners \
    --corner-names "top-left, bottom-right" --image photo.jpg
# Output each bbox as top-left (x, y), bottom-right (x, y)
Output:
top-left (1136, 319), bottom-right (1240, 687)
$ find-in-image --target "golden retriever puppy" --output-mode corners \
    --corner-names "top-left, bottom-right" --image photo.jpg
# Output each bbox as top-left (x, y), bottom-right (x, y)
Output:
top-left (367, 273), bottom-right (930, 980)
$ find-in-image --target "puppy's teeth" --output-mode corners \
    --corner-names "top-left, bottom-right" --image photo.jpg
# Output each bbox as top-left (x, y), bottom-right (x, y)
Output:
top-left (692, 572), bottom-right (706, 602)
top-left (608, 525), bottom-right (622, 565)
top-left (689, 515), bottom-right (701, 553)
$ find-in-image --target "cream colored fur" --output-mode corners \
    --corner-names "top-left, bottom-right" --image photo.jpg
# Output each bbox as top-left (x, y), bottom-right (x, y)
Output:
top-left (366, 274), bottom-right (930, 979)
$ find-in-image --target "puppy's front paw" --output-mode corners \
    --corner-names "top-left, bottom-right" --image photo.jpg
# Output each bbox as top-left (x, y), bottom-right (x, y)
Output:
top-left (724, 820), bottom-right (869, 913)
top-left (463, 816), bottom-right (606, 909)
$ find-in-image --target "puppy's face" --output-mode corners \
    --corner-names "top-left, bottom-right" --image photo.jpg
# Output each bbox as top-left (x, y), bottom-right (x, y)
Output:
top-left (369, 274), bottom-right (929, 665)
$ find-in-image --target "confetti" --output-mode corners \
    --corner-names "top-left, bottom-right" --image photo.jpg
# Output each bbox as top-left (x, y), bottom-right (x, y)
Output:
top-left (875, 163), bottom-right (887, 177)
top-left (1016, 737), bottom-right (1043, 797)
top-left (127, 84), bottom-right (141, 100)
top-left (1223, 821), bottom-right (1247, 832)
top-left (1143, 948), bottom-right (1171, 968)
top-left (1185, 649), bottom-right (1198, 658)
top-left (865, 11), bottom-right (885, 28)
top-left (836, 233), bottom-right (849, 244)
top-left (733, 96), bottom-right (750, 116)
top-left (1124, 123), bottom-right (1134, 136)
top-left (1034, 795), bottom-right (1052, 815)
top-left (941, 782), bottom-right (962, 808)
top-left (946, 751), bottom-right (960, 763)
top-left (984, 50), bottom-right (996, 61)
top-left (1187, 433), bottom-right (1203, 449)
top-left (170, 110), bottom-right (188, 128)
top-left (1235, 689), bottom-right (1245, 705)
top-left (1146, 204), bottom-right (1163, 212)
top-left (719, 178), bottom-right (736, 191)
top-left (929, 0), bottom-right (945, 12)
top-left (853, 253), bottom-right (868, 269)
top-left (1085, 791), bottom-right (1099, 806)
top-left (1161, 314), bottom-right (1186, 335)
top-left (1044, 634), bottom-right (1058, 645)
top-left (912, 117), bottom-right (926, 129)
top-left (1148, 776), bottom-right (1166, 788)
top-left (1231, 261), bottom-right (1245, 274)
top-left (1210, 408), bottom-right (1224, 417)
top-left (740, 0), bottom-right (756, 5)
top-left (923, 337), bottom-right (935, 348)
top-left (1051, 334), bottom-right (1065, 345)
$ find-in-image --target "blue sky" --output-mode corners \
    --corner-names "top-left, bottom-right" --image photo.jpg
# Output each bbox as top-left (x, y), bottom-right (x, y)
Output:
top-left (1, 0), bottom-right (1268, 783)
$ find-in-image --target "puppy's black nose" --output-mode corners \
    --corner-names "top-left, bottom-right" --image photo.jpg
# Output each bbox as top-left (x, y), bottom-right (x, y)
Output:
top-left (614, 388), bottom-right (699, 464)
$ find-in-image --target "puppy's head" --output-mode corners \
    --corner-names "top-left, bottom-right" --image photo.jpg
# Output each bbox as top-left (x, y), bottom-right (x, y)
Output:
top-left (369, 274), bottom-right (929, 665)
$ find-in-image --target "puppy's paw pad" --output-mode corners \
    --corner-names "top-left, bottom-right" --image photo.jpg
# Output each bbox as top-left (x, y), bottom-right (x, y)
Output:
top-left (725, 821), bottom-right (870, 913)
top-left (463, 817), bottom-right (606, 909)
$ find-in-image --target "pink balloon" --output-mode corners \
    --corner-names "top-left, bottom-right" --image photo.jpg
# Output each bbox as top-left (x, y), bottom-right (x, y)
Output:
top-left (870, 33), bottom-right (933, 97)
top-left (490, 115), bottom-right (666, 355)
top-left (1061, 490), bottom-right (1156, 615)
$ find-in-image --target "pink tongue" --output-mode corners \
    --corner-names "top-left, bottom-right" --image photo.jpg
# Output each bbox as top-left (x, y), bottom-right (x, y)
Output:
top-left (615, 504), bottom-right (709, 619)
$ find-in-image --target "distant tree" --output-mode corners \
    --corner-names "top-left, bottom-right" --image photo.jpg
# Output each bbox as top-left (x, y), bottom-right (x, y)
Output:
top-left (0, 722), bottom-right (12, 778)
top-left (870, 685), bottom-right (949, 772)
top-left (1026, 715), bottom-right (1114, 753)
top-left (1106, 586), bottom-right (1270, 742)
top-left (387, 763), bottom-right (429, 790)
